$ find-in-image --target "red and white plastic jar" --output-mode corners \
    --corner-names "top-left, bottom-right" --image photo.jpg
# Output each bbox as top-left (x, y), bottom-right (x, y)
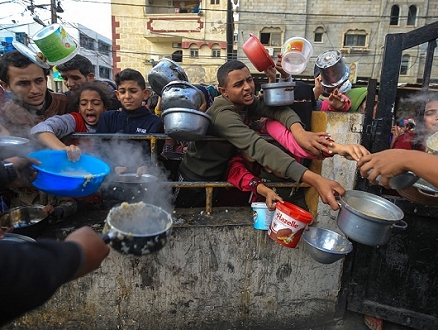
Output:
top-left (268, 202), bottom-right (313, 248)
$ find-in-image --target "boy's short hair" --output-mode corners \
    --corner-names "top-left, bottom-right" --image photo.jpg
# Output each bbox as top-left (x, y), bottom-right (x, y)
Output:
top-left (68, 81), bottom-right (112, 112)
top-left (0, 50), bottom-right (49, 84)
top-left (115, 68), bottom-right (146, 90)
top-left (217, 60), bottom-right (248, 88)
top-left (56, 54), bottom-right (94, 76)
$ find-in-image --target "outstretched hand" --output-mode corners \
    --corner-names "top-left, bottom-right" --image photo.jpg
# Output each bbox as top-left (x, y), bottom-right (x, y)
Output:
top-left (291, 123), bottom-right (332, 158)
top-left (301, 170), bottom-right (345, 210)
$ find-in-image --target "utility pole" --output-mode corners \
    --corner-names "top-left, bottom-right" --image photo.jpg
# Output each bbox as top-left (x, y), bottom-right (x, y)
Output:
top-left (50, 0), bottom-right (57, 23)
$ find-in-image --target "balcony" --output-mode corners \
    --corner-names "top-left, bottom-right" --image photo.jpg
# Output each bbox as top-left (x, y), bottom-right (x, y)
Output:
top-left (145, 0), bottom-right (203, 39)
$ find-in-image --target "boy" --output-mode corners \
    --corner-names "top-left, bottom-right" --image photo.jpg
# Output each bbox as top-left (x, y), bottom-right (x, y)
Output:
top-left (56, 54), bottom-right (122, 109)
top-left (96, 68), bottom-right (164, 175)
top-left (175, 60), bottom-right (345, 210)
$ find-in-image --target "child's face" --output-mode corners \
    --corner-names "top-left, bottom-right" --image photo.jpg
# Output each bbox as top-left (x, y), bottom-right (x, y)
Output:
top-left (115, 80), bottom-right (148, 110)
top-left (218, 67), bottom-right (255, 110)
top-left (79, 90), bottom-right (106, 126)
top-left (424, 100), bottom-right (438, 134)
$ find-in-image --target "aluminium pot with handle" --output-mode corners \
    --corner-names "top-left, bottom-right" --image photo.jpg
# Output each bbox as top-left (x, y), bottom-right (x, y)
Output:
top-left (101, 202), bottom-right (173, 256)
top-left (336, 190), bottom-right (407, 246)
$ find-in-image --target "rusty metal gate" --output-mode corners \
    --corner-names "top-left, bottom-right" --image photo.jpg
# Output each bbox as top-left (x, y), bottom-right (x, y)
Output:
top-left (344, 21), bottom-right (438, 329)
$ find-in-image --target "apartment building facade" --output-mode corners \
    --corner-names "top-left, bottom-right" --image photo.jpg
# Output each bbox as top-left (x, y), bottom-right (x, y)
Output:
top-left (111, 0), bottom-right (438, 86)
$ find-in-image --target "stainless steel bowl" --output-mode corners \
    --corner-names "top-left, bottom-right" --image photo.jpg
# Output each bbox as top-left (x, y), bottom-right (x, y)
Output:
top-left (147, 58), bottom-right (188, 96)
top-left (302, 227), bottom-right (353, 264)
top-left (2, 233), bottom-right (36, 242)
top-left (161, 81), bottom-right (204, 111)
top-left (162, 108), bottom-right (212, 141)
top-left (0, 205), bottom-right (48, 229)
top-left (260, 82), bottom-right (295, 106)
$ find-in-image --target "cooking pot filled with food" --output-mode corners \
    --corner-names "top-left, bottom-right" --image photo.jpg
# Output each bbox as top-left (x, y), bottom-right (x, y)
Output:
top-left (336, 190), bottom-right (406, 246)
top-left (101, 201), bottom-right (173, 256)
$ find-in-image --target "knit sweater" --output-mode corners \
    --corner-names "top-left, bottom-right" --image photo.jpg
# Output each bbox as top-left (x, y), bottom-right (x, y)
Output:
top-left (180, 96), bottom-right (308, 183)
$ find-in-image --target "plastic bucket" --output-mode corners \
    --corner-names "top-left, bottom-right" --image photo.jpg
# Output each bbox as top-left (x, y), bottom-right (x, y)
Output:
top-left (281, 37), bottom-right (313, 75)
top-left (268, 202), bottom-right (313, 248)
top-left (32, 23), bottom-right (79, 65)
top-left (251, 202), bottom-right (275, 230)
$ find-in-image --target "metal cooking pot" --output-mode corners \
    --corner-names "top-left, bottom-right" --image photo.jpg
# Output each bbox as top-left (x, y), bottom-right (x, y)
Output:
top-left (162, 108), bottom-right (212, 141)
top-left (0, 205), bottom-right (48, 229)
top-left (147, 58), bottom-right (188, 96)
top-left (336, 190), bottom-right (407, 246)
top-left (315, 50), bottom-right (349, 88)
top-left (101, 202), bottom-right (173, 256)
top-left (260, 82), bottom-right (295, 106)
top-left (102, 173), bottom-right (158, 204)
top-left (1, 233), bottom-right (36, 242)
top-left (161, 81), bottom-right (204, 111)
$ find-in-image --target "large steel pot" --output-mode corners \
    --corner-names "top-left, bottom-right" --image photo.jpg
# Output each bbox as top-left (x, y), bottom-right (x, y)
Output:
top-left (0, 205), bottom-right (49, 238)
top-left (147, 58), bottom-right (188, 96)
top-left (315, 50), bottom-right (349, 88)
top-left (101, 202), bottom-right (173, 256)
top-left (260, 82), bottom-right (295, 106)
top-left (336, 190), bottom-right (407, 246)
top-left (161, 81), bottom-right (204, 111)
top-left (162, 108), bottom-right (212, 141)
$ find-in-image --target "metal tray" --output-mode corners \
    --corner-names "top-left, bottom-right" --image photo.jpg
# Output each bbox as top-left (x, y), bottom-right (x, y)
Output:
top-left (0, 136), bottom-right (30, 146)
top-left (111, 173), bottom-right (158, 184)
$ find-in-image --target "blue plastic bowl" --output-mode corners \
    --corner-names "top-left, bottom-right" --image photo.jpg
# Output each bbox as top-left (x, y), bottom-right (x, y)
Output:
top-left (28, 150), bottom-right (110, 197)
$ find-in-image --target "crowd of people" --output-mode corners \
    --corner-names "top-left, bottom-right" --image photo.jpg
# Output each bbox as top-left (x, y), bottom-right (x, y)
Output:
top-left (1, 47), bottom-right (437, 326)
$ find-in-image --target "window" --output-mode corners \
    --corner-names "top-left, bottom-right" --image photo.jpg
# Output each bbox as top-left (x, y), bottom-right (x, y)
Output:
top-left (80, 33), bottom-right (95, 50)
top-left (210, 0), bottom-right (219, 4)
top-left (172, 50), bottom-right (182, 62)
top-left (98, 40), bottom-right (111, 55)
top-left (390, 5), bottom-right (400, 26)
top-left (407, 5), bottom-right (417, 26)
top-left (190, 47), bottom-right (199, 58)
top-left (344, 30), bottom-right (367, 47)
top-left (259, 27), bottom-right (282, 47)
top-left (212, 48), bottom-right (221, 58)
top-left (172, 42), bottom-right (182, 48)
top-left (314, 27), bottom-right (324, 43)
top-left (99, 66), bottom-right (111, 79)
top-left (400, 54), bottom-right (410, 75)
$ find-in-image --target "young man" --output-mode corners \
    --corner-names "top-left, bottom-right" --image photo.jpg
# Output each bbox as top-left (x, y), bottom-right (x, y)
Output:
top-left (56, 54), bottom-right (122, 109)
top-left (96, 68), bottom-right (164, 175)
top-left (0, 50), bottom-right (69, 137)
top-left (175, 60), bottom-right (345, 210)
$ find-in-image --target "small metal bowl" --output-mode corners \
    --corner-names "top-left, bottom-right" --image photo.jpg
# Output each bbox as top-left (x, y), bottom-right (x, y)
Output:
top-left (0, 205), bottom-right (48, 229)
top-left (302, 227), bottom-right (353, 264)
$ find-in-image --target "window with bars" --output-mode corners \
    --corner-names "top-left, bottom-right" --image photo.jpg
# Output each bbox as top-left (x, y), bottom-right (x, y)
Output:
top-left (190, 48), bottom-right (199, 58)
top-left (260, 31), bottom-right (281, 47)
top-left (80, 33), bottom-right (95, 50)
top-left (344, 30), bottom-right (367, 47)
top-left (400, 54), bottom-right (410, 75)
top-left (212, 48), bottom-right (221, 58)
top-left (314, 27), bottom-right (324, 43)
top-left (210, 0), bottom-right (219, 4)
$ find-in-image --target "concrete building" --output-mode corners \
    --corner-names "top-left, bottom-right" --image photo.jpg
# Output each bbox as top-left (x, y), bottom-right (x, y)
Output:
top-left (110, 0), bottom-right (438, 86)
top-left (111, 0), bottom-right (229, 85)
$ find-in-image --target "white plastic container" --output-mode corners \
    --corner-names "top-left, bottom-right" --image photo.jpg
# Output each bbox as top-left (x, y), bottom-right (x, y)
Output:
top-left (281, 37), bottom-right (313, 75)
top-left (251, 202), bottom-right (275, 230)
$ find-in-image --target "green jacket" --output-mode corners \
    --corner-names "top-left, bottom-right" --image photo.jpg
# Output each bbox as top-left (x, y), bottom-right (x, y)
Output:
top-left (180, 96), bottom-right (308, 183)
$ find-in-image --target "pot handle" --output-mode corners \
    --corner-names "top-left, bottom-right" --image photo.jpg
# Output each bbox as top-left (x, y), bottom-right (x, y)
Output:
top-left (392, 220), bottom-right (408, 230)
top-left (100, 231), bottom-right (116, 244)
top-left (335, 194), bottom-right (342, 208)
top-left (416, 187), bottom-right (438, 197)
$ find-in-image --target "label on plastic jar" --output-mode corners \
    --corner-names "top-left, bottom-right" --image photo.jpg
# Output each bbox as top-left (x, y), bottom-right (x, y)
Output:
top-left (268, 202), bottom-right (312, 248)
